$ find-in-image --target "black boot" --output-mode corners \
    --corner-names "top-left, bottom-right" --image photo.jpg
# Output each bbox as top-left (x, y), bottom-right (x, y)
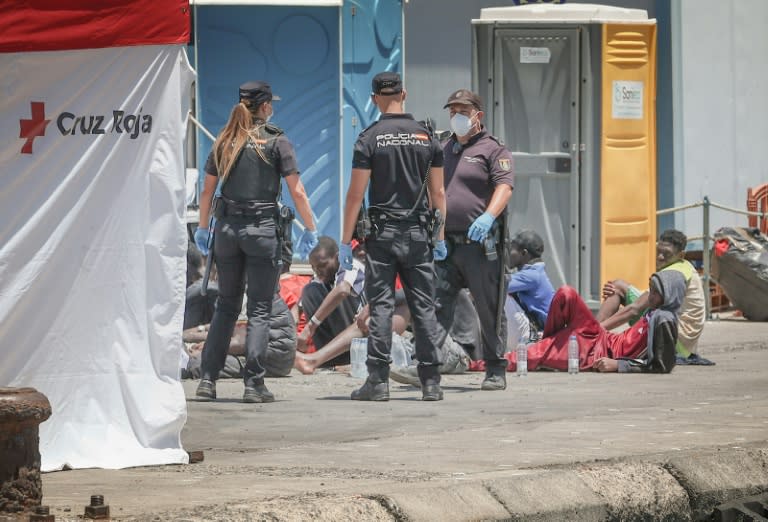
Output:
top-left (195, 379), bottom-right (216, 400)
top-left (481, 365), bottom-right (507, 391)
top-left (418, 365), bottom-right (443, 401)
top-left (243, 381), bottom-right (275, 403)
top-left (351, 378), bottom-right (390, 401)
top-left (421, 384), bottom-right (444, 401)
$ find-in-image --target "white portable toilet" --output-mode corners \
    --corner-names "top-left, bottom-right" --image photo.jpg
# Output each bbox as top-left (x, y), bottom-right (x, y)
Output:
top-left (473, 4), bottom-right (657, 302)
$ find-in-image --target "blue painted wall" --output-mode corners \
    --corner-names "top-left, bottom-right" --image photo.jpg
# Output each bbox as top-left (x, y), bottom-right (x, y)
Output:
top-left (341, 0), bottom-right (403, 213)
top-left (194, 5), bottom-right (339, 242)
top-left (190, 1), bottom-right (403, 244)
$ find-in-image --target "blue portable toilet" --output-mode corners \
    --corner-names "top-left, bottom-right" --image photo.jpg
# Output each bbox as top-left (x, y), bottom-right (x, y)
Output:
top-left (188, 0), bottom-right (404, 245)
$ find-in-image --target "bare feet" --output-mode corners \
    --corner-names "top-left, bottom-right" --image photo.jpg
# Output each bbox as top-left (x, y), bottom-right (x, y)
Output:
top-left (294, 354), bottom-right (316, 375)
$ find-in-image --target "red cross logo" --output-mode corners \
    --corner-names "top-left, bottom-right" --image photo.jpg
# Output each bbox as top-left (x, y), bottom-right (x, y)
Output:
top-left (19, 102), bottom-right (51, 154)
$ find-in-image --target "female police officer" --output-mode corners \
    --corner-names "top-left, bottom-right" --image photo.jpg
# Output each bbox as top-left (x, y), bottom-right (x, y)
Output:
top-left (193, 81), bottom-right (318, 403)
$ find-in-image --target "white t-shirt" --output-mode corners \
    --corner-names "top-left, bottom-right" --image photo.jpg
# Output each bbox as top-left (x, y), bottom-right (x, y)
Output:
top-left (335, 258), bottom-right (366, 301)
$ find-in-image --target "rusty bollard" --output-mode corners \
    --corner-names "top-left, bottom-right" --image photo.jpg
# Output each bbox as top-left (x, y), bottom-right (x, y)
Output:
top-left (29, 505), bottom-right (55, 521)
top-left (84, 495), bottom-right (109, 520)
top-left (0, 387), bottom-right (52, 515)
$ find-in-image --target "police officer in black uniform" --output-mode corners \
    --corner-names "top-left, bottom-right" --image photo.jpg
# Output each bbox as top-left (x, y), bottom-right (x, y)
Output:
top-left (193, 81), bottom-right (318, 403)
top-left (339, 71), bottom-right (447, 402)
top-left (437, 89), bottom-right (514, 391)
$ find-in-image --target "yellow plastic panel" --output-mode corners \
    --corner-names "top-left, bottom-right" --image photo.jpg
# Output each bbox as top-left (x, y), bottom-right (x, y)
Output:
top-left (601, 23), bottom-right (657, 290)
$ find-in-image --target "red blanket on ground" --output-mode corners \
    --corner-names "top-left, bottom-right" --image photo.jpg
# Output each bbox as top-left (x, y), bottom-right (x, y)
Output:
top-left (469, 286), bottom-right (650, 372)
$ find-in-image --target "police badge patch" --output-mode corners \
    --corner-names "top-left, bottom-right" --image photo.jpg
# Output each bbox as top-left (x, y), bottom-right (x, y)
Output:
top-left (498, 158), bottom-right (511, 171)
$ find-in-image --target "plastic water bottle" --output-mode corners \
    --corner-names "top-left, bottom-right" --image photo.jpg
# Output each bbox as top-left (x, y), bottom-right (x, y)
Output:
top-left (568, 335), bottom-right (579, 375)
top-left (350, 338), bottom-right (368, 379)
top-left (516, 337), bottom-right (528, 377)
top-left (390, 338), bottom-right (409, 368)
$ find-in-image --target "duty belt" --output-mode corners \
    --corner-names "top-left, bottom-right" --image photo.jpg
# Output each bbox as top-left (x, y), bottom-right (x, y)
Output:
top-left (220, 198), bottom-right (277, 218)
top-left (368, 208), bottom-right (427, 224)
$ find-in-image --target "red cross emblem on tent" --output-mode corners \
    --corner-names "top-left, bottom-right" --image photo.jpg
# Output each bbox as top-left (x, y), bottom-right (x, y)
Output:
top-left (19, 101), bottom-right (51, 154)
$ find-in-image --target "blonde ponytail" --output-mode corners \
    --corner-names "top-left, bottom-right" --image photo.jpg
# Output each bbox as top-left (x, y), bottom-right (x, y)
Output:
top-left (212, 101), bottom-right (272, 183)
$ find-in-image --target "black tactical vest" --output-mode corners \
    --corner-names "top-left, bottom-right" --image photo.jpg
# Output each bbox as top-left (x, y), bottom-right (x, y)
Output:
top-left (221, 124), bottom-right (282, 203)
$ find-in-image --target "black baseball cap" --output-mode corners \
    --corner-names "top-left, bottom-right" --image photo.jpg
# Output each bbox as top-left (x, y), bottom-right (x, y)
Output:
top-left (443, 89), bottom-right (483, 111)
top-left (239, 81), bottom-right (281, 105)
top-left (371, 71), bottom-right (403, 95)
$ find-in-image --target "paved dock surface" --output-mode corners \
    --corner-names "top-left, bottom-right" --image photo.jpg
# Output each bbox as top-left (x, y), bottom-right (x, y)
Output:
top-left (38, 319), bottom-right (768, 520)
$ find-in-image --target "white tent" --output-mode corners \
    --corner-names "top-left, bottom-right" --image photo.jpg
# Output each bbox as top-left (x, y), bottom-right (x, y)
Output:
top-left (0, 0), bottom-right (194, 470)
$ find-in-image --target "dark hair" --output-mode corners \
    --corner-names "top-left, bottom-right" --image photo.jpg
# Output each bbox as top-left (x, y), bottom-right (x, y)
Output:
top-left (510, 229), bottom-right (545, 258)
top-left (659, 229), bottom-right (687, 253)
top-left (309, 236), bottom-right (338, 263)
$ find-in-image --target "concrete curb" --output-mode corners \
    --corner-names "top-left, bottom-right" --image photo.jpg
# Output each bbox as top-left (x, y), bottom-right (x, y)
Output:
top-left (664, 446), bottom-right (768, 520)
top-left (35, 446), bottom-right (768, 522)
top-left (365, 443), bottom-right (768, 521)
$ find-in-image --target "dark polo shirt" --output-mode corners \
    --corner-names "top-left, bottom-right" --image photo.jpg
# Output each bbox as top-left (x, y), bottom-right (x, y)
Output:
top-left (443, 130), bottom-right (514, 232)
top-left (352, 113), bottom-right (443, 211)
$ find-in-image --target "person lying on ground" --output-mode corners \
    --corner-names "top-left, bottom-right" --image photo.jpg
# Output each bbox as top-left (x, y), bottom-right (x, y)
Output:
top-left (183, 240), bottom-right (301, 378)
top-left (504, 270), bottom-right (686, 373)
top-left (183, 293), bottom-right (297, 379)
top-left (387, 330), bottom-right (472, 386)
top-left (505, 229), bottom-right (556, 344)
top-left (596, 229), bottom-right (712, 366)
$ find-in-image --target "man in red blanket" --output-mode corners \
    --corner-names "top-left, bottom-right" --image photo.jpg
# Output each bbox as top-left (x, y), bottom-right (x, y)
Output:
top-left (505, 270), bottom-right (686, 373)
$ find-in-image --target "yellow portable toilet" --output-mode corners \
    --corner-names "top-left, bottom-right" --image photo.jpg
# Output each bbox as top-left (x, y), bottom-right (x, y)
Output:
top-left (472, 3), bottom-right (657, 304)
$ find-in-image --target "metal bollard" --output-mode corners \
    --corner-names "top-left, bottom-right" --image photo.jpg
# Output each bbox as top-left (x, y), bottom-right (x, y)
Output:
top-left (0, 387), bottom-right (52, 515)
top-left (84, 495), bottom-right (110, 520)
top-left (29, 505), bottom-right (55, 521)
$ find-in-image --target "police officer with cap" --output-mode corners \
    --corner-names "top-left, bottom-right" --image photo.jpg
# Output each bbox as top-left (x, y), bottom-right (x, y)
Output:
top-left (339, 71), bottom-right (447, 401)
top-left (194, 80), bottom-right (318, 403)
top-left (437, 88), bottom-right (514, 391)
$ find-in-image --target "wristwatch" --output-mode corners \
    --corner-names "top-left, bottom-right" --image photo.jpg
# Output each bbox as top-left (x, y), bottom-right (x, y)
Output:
top-left (310, 315), bottom-right (322, 326)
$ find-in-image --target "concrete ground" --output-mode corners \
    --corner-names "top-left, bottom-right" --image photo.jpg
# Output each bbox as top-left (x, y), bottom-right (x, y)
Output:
top-left (38, 317), bottom-right (768, 521)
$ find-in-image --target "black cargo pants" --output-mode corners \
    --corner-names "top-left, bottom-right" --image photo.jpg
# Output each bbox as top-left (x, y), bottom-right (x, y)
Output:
top-left (364, 218), bottom-right (442, 384)
top-left (435, 238), bottom-right (507, 371)
top-left (200, 215), bottom-right (280, 388)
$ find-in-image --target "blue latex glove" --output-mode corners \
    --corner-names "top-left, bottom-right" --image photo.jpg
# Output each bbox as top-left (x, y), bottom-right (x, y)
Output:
top-left (296, 229), bottom-right (319, 259)
top-left (338, 242), bottom-right (353, 271)
top-left (467, 212), bottom-right (495, 242)
top-left (194, 227), bottom-right (210, 256)
top-left (433, 240), bottom-right (448, 261)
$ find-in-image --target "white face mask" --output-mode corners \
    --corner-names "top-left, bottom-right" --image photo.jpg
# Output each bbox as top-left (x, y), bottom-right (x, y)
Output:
top-left (450, 113), bottom-right (475, 137)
